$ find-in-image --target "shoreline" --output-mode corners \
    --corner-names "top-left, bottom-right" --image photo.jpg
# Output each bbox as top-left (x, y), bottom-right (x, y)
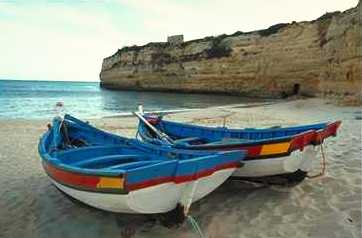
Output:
top-left (1, 98), bottom-right (360, 134)
top-left (1, 97), bottom-right (356, 123)
top-left (0, 98), bottom-right (278, 122)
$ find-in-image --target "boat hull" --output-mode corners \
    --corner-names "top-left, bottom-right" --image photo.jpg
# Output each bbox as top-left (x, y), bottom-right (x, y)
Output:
top-left (232, 146), bottom-right (316, 178)
top-left (49, 168), bottom-right (236, 214)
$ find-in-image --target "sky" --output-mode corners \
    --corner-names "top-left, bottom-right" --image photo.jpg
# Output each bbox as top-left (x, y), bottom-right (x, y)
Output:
top-left (0, 0), bottom-right (358, 82)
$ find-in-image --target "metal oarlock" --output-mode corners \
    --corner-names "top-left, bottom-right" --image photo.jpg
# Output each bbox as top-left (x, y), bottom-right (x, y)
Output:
top-left (55, 101), bottom-right (65, 119)
top-left (138, 104), bottom-right (144, 115)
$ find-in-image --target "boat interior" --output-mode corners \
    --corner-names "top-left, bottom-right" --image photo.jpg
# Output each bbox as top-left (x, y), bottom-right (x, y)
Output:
top-left (41, 115), bottom-right (221, 173)
top-left (139, 118), bottom-right (328, 146)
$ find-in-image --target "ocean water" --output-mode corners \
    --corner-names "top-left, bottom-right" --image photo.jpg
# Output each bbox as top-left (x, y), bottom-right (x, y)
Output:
top-left (0, 80), bottom-right (256, 119)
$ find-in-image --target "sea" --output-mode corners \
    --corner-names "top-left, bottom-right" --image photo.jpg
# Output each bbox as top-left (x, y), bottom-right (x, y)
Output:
top-left (0, 79), bottom-right (257, 119)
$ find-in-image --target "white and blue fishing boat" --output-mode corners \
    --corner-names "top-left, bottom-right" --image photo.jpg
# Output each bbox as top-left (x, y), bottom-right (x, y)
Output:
top-left (136, 113), bottom-right (341, 184)
top-left (38, 115), bottom-right (245, 216)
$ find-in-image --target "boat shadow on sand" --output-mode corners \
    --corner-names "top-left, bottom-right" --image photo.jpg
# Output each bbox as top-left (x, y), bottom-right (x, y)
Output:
top-left (40, 177), bottom-right (291, 238)
top-left (41, 182), bottom-right (155, 237)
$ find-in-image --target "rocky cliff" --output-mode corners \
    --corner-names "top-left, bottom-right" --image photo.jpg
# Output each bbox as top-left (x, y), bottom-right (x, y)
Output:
top-left (100, 3), bottom-right (361, 103)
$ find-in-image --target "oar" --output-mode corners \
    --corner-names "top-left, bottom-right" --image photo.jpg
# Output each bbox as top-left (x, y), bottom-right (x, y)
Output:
top-left (133, 111), bottom-right (174, 145)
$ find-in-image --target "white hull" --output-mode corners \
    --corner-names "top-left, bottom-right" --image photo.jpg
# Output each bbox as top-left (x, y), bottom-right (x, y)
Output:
top-left (232, 146), bottom-right (317, 177)
top-left (51, 168), bottom-right (235, 214)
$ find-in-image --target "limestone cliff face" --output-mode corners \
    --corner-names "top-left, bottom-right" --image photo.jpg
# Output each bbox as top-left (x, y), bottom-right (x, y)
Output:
top-left (100, 4), bottom-right (361, 103)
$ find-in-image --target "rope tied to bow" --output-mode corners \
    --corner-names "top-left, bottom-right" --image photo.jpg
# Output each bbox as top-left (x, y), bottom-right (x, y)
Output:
top-left (307, 143), bottom-right (327, 179)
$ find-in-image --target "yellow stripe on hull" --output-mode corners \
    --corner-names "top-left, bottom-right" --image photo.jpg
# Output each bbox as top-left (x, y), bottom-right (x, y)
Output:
top-left (97, 177), bottom-right (124, 189)
top-left (260, 142), bottom-right (290, 156)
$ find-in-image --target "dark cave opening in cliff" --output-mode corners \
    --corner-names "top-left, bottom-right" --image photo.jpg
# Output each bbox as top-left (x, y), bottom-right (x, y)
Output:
top-left (293, 83), bottom-right (300, 95)
top-left (281, 83), bottom-right (301, 99)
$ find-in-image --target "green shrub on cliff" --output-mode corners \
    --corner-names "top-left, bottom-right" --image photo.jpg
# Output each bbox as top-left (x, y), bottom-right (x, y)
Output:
top-left (206, 36), bottom-right (232, 58)
top-left (206, 44), bottom-right (232, 58)
top-left (258, 23), bottom-right (289, 37)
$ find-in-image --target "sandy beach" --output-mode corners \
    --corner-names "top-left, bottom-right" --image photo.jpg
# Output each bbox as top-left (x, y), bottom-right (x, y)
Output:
top-left (0, 98), bottom-right (361, 238)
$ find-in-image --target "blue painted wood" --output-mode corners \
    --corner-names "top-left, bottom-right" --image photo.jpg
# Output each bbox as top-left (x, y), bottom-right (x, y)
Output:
top-left (137, 115), bottom-right (329, 148)
top-left (71, 155), bottom-right (143, 168)
top-left (39, 115), bottom-right (245, 186)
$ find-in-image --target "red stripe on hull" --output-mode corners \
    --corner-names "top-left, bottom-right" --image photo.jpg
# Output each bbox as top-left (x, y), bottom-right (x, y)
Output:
top-left (43, 161), bottom-right (239, 192)
top-left (314, 121), bottom-right (341, 144)
top-left (289, 130), bottom-right (317, 151)
top-left (193, 121), bottom-right (341, 159)
top-left (126, 161), bottom-right (240, 191)
top-left (208, 145), bottom-right (262, 158)
top-left (44, 162), bottom-right (100, 189)
top-left (243, 146), bottom-right (263, 157)
top-left (173, 161), bottom-right (239, 183)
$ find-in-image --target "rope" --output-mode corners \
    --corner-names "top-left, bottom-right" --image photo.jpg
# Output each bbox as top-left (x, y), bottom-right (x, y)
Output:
top-left (187, 215), bottom-right (207, 238)
top-left (183, 181), bottom-right (198, 215)
top-left (307, 144), bottom-right (326, 179)
top-left (183, 181), bottom-right (207, 238)
top-left (222, 116), bottom-right (227, 127)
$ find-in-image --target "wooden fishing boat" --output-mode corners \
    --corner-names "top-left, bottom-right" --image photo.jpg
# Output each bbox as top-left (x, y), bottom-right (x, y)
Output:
top-left (38, 115), bottom-right (245, 216)
top-left (136, 114), bottom-right (341, 184)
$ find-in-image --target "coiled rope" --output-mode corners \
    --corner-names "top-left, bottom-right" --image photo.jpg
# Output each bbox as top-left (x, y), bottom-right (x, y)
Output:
top-left (307, 144), bottom-right (326, 179)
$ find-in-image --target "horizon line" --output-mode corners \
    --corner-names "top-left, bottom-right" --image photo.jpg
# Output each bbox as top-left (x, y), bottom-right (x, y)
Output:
top-left (0, 78), bottom-right (100, 83)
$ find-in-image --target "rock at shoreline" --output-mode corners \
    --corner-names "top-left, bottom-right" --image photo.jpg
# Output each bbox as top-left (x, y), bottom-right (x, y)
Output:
top-left (100, 3), bottom-right (361, 104)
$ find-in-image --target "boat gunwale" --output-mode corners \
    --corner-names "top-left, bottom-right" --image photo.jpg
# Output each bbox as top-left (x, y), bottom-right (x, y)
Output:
top-left (149, 115), bottom-right (330, 133)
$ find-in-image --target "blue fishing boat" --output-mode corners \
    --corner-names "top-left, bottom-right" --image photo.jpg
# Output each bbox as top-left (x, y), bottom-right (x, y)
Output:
top-left (38, 115), bottom-right (245, 216)
top-left (136, 113), bottom-right (341, 184)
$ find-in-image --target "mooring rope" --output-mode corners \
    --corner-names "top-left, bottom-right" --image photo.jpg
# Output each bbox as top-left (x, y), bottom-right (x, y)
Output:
top-left (187, 215), bottom-right (207, 238)
top-left (307, 144), bottom-right (326, 179)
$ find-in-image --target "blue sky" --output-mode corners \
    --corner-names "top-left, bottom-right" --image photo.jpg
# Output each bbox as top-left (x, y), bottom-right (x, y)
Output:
top-left (0, 0), bottom-right (358, 82)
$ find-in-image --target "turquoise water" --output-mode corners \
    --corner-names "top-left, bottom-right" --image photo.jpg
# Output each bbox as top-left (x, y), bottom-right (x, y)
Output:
top-left (0, 80), bottom-right (256, 119)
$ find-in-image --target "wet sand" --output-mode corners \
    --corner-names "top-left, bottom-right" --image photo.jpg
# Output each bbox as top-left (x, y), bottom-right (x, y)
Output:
top-left (0, 99), bottom-right (361, 238)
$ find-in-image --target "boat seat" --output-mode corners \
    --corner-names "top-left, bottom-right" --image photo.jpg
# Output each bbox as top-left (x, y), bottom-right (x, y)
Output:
top-left (105, 161), bottom-right (161, 170)
top-left (174, 137), bottom-right (201, 145)
top-left (56, 145), bottom-right (124, 159)
top-left (72, 154), bottom-right (143, 168)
